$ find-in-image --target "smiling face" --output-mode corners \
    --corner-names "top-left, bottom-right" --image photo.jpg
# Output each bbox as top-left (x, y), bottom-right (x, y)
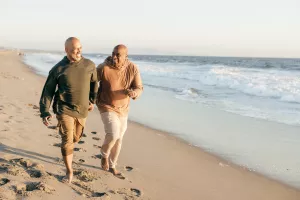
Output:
top-left (65, 38), bottom-right (82, 62)
top-left (112, 45), bottom-right (128, 68)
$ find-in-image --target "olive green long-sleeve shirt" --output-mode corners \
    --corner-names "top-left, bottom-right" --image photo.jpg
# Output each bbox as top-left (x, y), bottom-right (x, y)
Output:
top-left (39, 56), bottom-right (98, 119)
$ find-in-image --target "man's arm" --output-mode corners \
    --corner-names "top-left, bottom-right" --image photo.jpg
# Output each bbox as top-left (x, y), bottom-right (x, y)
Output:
top-left (96, 63), bottom-right (105, 94)
top-left (96, 63), bottom-right (104, 82)
top-left (89, 64), bottom-right (99, 104)
top-left (39, 68), bottom-right (57, 118)
top-left (129, 66), bottom-right (143, 100)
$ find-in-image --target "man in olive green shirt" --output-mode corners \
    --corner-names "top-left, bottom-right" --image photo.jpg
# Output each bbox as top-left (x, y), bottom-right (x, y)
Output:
top-left (39, 37), bottom-right (98, 183)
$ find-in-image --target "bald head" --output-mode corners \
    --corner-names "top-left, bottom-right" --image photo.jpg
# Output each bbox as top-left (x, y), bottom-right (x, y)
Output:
top-left (65, 37), bottom-right (80, 47)
top-left (113, 44), bottom-right (128, 54)
top-left (112, 44), bottom-right (128, 68)
top-left (65, 37), bottom-right (82, 62)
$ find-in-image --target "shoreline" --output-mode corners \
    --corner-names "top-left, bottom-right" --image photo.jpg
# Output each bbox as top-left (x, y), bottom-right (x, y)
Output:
top-left (1, 50), bottom-right (300, 200)
top-left (128, 119), bottom-right (300, 191)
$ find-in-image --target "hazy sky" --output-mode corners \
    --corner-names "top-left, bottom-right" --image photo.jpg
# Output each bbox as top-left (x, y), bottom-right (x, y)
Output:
top-left (0, 0), bottom-right (299, 57)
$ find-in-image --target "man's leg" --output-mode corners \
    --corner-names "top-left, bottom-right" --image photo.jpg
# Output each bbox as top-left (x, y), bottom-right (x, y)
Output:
top-left (100, 112), bottom-right (120, 171)
top-left (57, 114), bottom-right (75, 183)
top-left (109, 115), bottom-right (128, 175)
top-left (73, 118), bottom-right (86, 143)
top-left (62, 154), bottom-right (73, 182)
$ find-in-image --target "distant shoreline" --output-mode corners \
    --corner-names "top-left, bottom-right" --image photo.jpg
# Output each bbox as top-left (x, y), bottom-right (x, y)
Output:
top-left (2, 48), bottom-right (299, 59)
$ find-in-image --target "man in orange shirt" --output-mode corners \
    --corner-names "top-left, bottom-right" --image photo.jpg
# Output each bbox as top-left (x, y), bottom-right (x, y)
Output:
top-left (96, 45), bottom-right (143, 176)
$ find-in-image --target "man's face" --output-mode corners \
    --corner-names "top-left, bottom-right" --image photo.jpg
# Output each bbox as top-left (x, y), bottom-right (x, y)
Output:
top-left (112, 48), bottom-right (127, 67)
top-left (65, 40), bottom-right (82, 62)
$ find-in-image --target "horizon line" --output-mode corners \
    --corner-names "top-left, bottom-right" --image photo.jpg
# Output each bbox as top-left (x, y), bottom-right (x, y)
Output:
top-left (3, 46), bottom-right (300, 60)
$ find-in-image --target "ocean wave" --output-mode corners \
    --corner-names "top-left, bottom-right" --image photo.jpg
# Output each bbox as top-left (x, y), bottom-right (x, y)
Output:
top-left (177, 88), bottom-right (201, 98)
top-left (140, 62), bottom-right (300, 104)
top-left (144, 84), bottom-right (202, 96)
top-left (143, 83), bottom-right (179, 92)
top-left (126, 55), bottom-right (300, 71)
top-left (144, 83), bottom-right (206, 103)
top-left (175, 88), bottom-right (203, 103)
top-left (23, 53), bottom-right (63, 75)
top-left (204, 66), bottom-right (300, 104)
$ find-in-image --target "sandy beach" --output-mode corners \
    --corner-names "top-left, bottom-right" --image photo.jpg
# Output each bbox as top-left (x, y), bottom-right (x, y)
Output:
top-left (0, 50), bottom-right (300, 200)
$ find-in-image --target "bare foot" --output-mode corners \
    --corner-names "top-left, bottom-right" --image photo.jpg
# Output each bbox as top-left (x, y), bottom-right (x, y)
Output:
top-left (67, 171), bottom-right (73, 183)
top-left (62, 171), bottom-right (73, 184)
top-left (109, 168), bottom-right (125, 179)
top-left (101, 157), bottom-right (109, 171)
top-left (109, 168), bottom-right (120, 175)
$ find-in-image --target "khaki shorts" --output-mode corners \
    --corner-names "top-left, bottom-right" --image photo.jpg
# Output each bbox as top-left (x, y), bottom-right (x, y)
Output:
top-left (56, 114), bottom-right (86, 156)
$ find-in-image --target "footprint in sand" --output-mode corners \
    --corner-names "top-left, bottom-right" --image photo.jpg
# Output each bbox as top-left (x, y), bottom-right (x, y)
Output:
top-left (11, 158), bottom-right (34, 168)
top-left (92, 137), bottom-right (100, 141)
top-left (115, 188), bottom-right (142, 198)
top-left (93, 144), bottom-right (101, 149)
top-left (52, 143), bottom-right (61, 148)
top-left (71, 181), bottom-right (93, 197)
top-left (82, 133), bottom-right (87, 137)
top-left (91, 154), bottom-right (102, 159)
top-left (74, 148), bottom-right (87, 152)
top-left (0, 178), bottom-right (10, 186)
top-left (48, 126), bottom-right (58, 130)
top-left (125, 166), bottom-right (133, 172)
top-left (78, 159), bottom-right (85, 163)
top-left (93, 192), bottom-right (108, 198)
top-left (91, 131), bottom-right (97, 135)
top-left (74, 169), bottom-right (98, 182)
top-left (27, 169), bottom-right (48, 179)
top-left (27, 104), bottom-right (39, 110)
top-left (4, 120), bottom-right (13, 124)
top-left (28, 170), bottom-right (42, 178)
top-left (33, 105), bottom-right (39, 110)
top-left (0, 163), bottom-right (9, 172)
top-left (48, 134), bottom-right (60, 139)
top-left (114, 174), bottom-right (126, 180)
top-left (6, 165), bottom-right (29, 177)
top-left (15, 182), bottom-right (55, 195)
top-left (7, 158), bottom-right (48, 179)
top-left (131, 188), bottom-right (142, 197)
top-left (78, 141), bottom-right (85, 144)
top-left (67, 180), bottom-right (108, 198)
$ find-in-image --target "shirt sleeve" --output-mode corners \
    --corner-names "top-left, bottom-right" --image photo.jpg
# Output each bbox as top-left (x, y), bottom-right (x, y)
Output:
top-left (89, 64), bottom-right (99, 104)
top-left (131, 65), bottom-right (143, 100)
top-left (96, 63), bottom-right (105, 82)
top-left (39, 68), bottom-right (58, 118)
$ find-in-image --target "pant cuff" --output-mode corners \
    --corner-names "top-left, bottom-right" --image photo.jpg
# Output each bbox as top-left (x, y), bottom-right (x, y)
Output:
top-left (109, 164), bottom-right (116, 168)
top-left (101, 150), bottom-right (109, 158)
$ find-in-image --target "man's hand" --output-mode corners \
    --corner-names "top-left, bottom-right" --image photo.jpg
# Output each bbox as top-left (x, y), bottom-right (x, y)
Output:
top-left (42, 115), bottom-right (52, 126)
top-left (125, 89), bottom-right (137, 99)
top-left (88, 103), bottom-right (94, 111)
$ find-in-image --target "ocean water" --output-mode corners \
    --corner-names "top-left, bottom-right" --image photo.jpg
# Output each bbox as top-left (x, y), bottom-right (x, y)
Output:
top-left (23, 52), bottom-right (300, 188)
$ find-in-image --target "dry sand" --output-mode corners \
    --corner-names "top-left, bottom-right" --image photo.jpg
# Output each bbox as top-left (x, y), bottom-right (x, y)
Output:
top-left (0, 51), bottom-right (300, 200)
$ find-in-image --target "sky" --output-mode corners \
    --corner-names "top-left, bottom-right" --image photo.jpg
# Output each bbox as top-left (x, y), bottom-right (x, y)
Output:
top-left (0, 0), bottom-right (300, 58)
